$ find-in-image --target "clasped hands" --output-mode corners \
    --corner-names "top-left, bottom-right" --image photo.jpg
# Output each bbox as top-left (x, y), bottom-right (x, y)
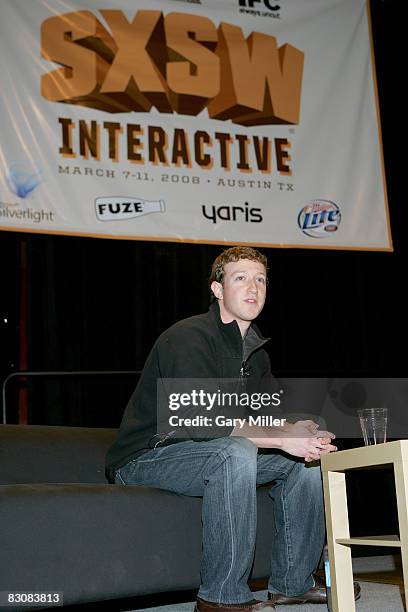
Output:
top-left (280, 419), bottom-right (337, 462)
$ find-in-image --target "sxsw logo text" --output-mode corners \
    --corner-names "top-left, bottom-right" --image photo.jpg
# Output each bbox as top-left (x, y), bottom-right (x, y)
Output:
top-left (41, 10), bottom-right (303, 126)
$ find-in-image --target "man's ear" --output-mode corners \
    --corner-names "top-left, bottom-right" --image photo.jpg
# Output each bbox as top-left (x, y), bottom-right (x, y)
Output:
top-left (211, 280), bottom-right (223, 300)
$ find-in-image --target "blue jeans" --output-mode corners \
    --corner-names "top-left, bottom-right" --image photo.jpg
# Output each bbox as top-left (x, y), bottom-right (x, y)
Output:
top-left (115, 437), bottom-right (325, 605)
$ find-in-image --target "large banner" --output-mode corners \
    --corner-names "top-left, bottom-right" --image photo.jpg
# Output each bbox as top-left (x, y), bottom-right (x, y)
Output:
top-left (0, 0), bottom-right (391, 250)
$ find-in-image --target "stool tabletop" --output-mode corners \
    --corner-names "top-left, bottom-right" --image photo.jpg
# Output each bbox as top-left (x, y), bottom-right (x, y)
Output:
top-left (321, 439), bottom-right (408, 472)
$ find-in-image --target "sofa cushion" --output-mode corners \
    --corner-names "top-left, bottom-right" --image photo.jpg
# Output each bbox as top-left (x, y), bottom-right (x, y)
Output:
top-left (0, 483), bottom-right (275, 606)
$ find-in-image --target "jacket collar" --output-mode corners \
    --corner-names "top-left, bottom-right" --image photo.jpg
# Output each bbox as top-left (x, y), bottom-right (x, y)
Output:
top-left (208, 301), bottom-right (269, 357)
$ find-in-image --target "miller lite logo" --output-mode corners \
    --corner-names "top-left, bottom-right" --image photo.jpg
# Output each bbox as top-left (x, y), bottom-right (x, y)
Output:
top-left (298, 200), bottom-right (341, 238)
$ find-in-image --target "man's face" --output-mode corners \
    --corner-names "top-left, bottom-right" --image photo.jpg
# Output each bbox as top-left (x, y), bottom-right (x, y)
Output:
top-left (211, 258), bottom-right (267, 333)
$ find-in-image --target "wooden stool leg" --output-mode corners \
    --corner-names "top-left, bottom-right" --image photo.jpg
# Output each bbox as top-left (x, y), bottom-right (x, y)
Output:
top-left (322, 469), bottom-right (355, 612)
top-left (394, 461), bottom-right (408, 609)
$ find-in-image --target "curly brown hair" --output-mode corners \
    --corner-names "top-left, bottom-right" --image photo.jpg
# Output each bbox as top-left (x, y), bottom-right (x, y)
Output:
top-left (209, 247), bottom-right (268, 299)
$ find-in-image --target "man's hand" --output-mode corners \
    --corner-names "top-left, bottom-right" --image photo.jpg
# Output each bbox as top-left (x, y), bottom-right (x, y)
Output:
top-left (232, 419), bottom-right (337, 461)
top-left (280, 420), bottom-right (337, 462)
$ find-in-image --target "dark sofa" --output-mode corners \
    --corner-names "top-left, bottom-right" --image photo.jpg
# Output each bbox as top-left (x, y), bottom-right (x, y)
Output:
top-left (0, 425), bottom-right (276, 609)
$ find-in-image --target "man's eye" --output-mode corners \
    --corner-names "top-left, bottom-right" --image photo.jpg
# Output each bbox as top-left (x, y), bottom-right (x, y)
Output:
top-left (235, 275), bottom-right (245, 281)
top-left (257, 277), bottom-right (266, 284)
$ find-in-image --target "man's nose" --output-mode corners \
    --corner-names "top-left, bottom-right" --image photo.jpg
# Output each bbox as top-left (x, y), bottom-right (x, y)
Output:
top-left (247, 279), bottom-right (258, 293)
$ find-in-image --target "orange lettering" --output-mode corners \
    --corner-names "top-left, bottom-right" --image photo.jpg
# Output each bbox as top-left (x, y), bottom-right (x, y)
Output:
top-left (165, 12), bottom-right (219, 114)
top-left (100, 10), bottom-right (171, 113)
top-left (207, 24), bottom-right (304, 126)
top-left (42, 10), bottom-right (304, 126)
top-left (41, 11), bottom-right (119, 112)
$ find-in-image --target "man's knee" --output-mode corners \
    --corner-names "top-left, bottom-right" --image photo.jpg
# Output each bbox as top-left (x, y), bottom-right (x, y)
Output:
top-left (217, 436), bottom-right (258, 467)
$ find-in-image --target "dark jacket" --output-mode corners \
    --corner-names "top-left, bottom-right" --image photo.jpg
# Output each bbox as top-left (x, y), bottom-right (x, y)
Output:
top-left (105, 302), bottom-right (276, 481)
